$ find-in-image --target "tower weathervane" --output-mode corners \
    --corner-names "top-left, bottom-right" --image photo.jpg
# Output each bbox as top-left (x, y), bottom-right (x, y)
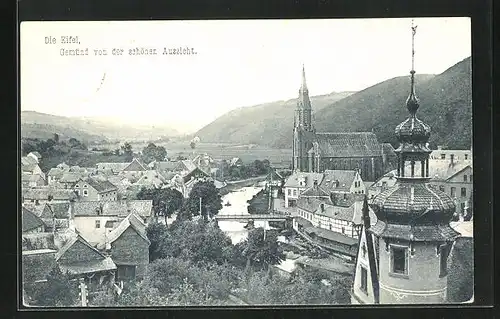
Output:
top-left (411, 19), bottom-right (418, 72)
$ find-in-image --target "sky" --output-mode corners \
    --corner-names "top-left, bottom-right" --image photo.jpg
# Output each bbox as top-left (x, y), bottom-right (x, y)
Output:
top-left (20, 18), bottom-right (471, 134)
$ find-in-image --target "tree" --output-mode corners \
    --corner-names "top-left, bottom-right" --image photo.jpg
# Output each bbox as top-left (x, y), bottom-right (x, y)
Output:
top-left (146, 221), bottom-right (169, 262)
top-left (33, 265), bottom-right (77, 307)
top-left (53, 133), bottom-right (60, 143)
top-left (238, 228), bottom-right (285, 273)
top-left (136, 187), bottom-right (183, 225)
top-left (142, 143), bottom-right (167, 163)
top-left (184, 180), bottom-right (222, 222)
top-left (121, 142), bottom-right (133, 160)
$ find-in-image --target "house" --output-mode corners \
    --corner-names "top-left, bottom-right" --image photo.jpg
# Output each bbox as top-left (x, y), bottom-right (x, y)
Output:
top-left (96, 162), bottom-right (130, 174)
top-left (21, 174), bottom-right (46, 188)
top-left (229, 157), bottom-right (243, 167)
top-left (21, 157), bottom-right (45, 180)
top-left (427, 159), bottom-right (473, 217)
top-left (283, 172), bottom-right (324, 207)
top-left (21, 187), bottom-right (77, 206)
top-left (58, 172), bottom-right (88, 189)
top-left (47, 167), bottom-right (67, 185)
top-left (38, 202), bottom-right (71, 232)
top-left (27, 151), bottom-right (42, 163)
top-left (97, 213), bottom-right (151, 280)
top-left (74, 177), bottom-right (118, 201)
top-left (134, 170), bottom-right (166, 189)
top-left (55, 233), bottom-right (117, 289)
top-left (173, 160), bottom-right (198, 174)
top-left (367, 170), bottom-right (398, 199)
top-left (147, 160), bottom-right (178, 172)
top-left (71, 200), bottom-right (153, 245)
top-left (22, 207), bottom-right (46, 233)
top-left (319, 169), bottom-right (366, 195)
top-left (429, 147), bottom-right (472, 162)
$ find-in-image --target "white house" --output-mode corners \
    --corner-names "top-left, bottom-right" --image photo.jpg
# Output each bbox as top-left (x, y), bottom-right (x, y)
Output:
top-left (283, 172), bottom-right (324, 207)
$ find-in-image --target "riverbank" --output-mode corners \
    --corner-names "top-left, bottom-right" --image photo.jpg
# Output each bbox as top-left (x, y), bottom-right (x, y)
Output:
top-left (219, 175), bottom-right (268, 195)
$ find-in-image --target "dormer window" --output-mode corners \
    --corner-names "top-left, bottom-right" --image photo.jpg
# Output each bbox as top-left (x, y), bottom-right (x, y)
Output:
top-left (75, 184), bottom-right (79, 188)
top-left (83, 184), bottom-right (88, 188)
top-left (441, 154), bottom-right (446, 159)
top-left (464, 154), bottom-right (468, 160)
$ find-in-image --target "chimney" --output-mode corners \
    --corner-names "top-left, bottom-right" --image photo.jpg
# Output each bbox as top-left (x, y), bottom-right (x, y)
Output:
top-left (450, 154), bottom-right (455, 166)
top-left (320, 203), bottom-right (325, 212)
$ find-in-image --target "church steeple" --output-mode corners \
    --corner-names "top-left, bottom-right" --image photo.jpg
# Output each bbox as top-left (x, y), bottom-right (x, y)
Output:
top-left (300, 64), bottom-right (308, 93)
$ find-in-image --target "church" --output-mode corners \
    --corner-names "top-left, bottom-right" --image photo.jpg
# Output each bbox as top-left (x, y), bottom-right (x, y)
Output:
top-left (292, 67), bottom-right (397, 182)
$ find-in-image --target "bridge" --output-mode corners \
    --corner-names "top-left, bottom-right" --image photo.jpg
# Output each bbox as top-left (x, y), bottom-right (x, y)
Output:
top-left (215, 213), bottom-right (291, 222)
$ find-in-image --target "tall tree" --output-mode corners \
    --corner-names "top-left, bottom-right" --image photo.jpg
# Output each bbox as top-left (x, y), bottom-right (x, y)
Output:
top-left (184, 180), bottom-right (222, 222)
top-left (121, 142), bottom-right (133, 160)
top-left (142, 143), bottom-right (167, 163)
top-left (136, 187), bottom-right (183, 225)
top-left (33, 265), bottom-right (77, 307)
top-left (146, 221), bottom-right (169, 262)
top-left (239, 228), bottom-right (285, 274)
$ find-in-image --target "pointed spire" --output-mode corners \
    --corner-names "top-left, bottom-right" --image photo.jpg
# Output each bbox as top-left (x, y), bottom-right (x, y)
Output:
top-left (362, 195), bottom-right (371, 228)
top-left (301, 63), bottom-right (308, 92)
top-left (406, 19), bottom-right (419, 116)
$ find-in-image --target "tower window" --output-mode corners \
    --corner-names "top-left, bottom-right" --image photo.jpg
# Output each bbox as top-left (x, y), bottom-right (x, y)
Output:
top-left (390, 246), bottom-right (408, 276)
top-left (360, 266), bottom-right (368, 294)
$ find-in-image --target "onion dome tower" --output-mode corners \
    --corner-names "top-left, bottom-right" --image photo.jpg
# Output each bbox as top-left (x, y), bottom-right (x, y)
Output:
top-left (366, 20), bottom-right (460, 304)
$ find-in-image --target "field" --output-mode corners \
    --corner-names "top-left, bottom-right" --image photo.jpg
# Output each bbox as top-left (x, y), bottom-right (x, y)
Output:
top-left (93, 141), bottom-right (293, 168)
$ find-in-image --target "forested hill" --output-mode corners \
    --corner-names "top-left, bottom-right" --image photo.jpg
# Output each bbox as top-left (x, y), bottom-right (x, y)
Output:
top-left (314, 56), bottom-right (472, 149)
top-left (196, 57), bottom-right (472, 150)
top-left (194, 91), bottom-right (355, 146)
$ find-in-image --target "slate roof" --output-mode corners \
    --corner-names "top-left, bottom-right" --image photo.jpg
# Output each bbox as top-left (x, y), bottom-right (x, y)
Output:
top-left (151, 161), bottom-right (178, 171)
top-left (429, 149), bottom-right (472, 161)
top-left (320, 170), bottom-right (358, 193)
top-left (135, 170), bottom-right (166, 186)
top-left (22, 232), bottom-right (56, 250)
top-left (84, 177), bottom-right (118, 193)
top-left (56, 234), bottom-right (117, 275)
top-left (21, 174), bottom-right (45, 184)
top-left (22, 187), bottom-right (77, 201)
top-left (21, 156), bottom-right (38, 166)
top-left (72, 200), bottom-right (153, 217)
top-left (178, 160), bottom-right (197, 172)
top-left (304, 226), bottom-right (358, 246)
top-left (40, 202), bottom-right (71, 219)
top-left (122, 158), bottom-right (147, 172)
top-left (22, 207), bottom-right (46, 232)
top-left (369, 220), bottom-right (460, 241)
top-left (381, 143), bottom-right (396, 157)
top-left (428, 161), bottom-right (472, 181)
top-left (284, 172), bottom-right (324, 188)
top-left (47, 167), bottom-right (66, 177)
top-left (96, 162), bottom-right (130, 172)
top-left (59, 172), bottom-right (86, 183)
top-left (297, 197), bottom-right (333, 213)
top-left (313, 200), bottom-right (377, 225)
top-left (96, 213), bottom-right (150, 250)
top-left (314, 132), bottom-right (382, 158)
top-left (301, 185), bottom-right (330, 198)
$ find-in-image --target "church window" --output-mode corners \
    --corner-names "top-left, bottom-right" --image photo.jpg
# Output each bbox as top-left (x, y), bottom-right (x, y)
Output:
top-left (360, 267), bottom-right (368, 293)
top-left (390, 246), bottom-right (408, 276)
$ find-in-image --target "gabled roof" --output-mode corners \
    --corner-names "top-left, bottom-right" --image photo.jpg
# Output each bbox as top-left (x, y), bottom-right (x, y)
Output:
top-left (21, 174), bottom-right (45, 183)
top-left (301, 185), bottom-right (330, 198)
top-left (47, 167), bottom-right (67, 177)
top-left (314, 132), bottom-right (382, 158)
top-left (320, 170), bottom-right (359, 193)
top-left (122, 158), bottom-right (147, 172)
top-left (28, 151), bottom-right (42, 158)
top-left (97, 213), bottom-right (150, 250)
top-left (22, 232), bottom-right (56, 251)
top-left (83, 177), bottom-right (118, 193)
top-left (297, 196), bottom-right (333, 213)
top-left (284, 172), bottom-right (324, 188)
top-left (230, 157), bottom-right (242, 166)
top-left (21, 156), bottom-right (38, 166)
top-left (151, 161), bottom-right (178, 171)
top-left (22, 207), bottom-right (46, 232)
top-left (176, 160), bottom-right (197, 172)
top-left (135, 170), bottom-right (166, 186)
top-left (72, 200), bottom-right (153, 217)
top-left (41, 202), bottom-right (71, 219)
top-left (59, 172), bottom-right (86, 183)
top-left (56, 234), bottom-right (117, 274)
top-left (428, 161), bottom-right (472, 181)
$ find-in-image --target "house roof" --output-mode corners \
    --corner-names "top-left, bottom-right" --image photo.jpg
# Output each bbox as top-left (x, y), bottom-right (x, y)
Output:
top-left (56, 234), bottom-right (117, 274)
top-left (381, 143), bottom-right (396, 157)
top-left (22, 207), bottom-right (46, 232)
top-left (22, 232), bottom-right (56, 251)
top-left (450, 221), bottom-right (473, 238)
top-left (303, 226), bottom-right (358, 246)
top-left (428, 161), bottom-right (472, 181)
top-left (314, 132), bottom-right (382, 158)
top-left (301, 185), bottom-right (330, 198)
top-left (152, 161), bottom-right (178, 171)
top-left (320, 170), bottom-right (358, 193)
top-left (230, 157), bottom-right (242, 165)
top-left (297, 197), bottom-right (333, 213)
top-left (122, 158), bottom-right (147, 172)
top-left (97, 213), bottom-right (150, 249)
top-left (178, 160), bottom-right (197, 172)
top-left (59, 172), bottom-right (86, 183)
top-left (96, 162), bottom-right (130, 172)
top-left (135, 170), bottom-right (166, 186)
top-left (22, 187), bottom-right (77, 201)
top-left (47, 167), bottom-right (66, 177)
top-left (21, 156), bottom-right (38, 166)
top-left (72, 200), bottom-right (153, 217)
top-left (29, 151), bottom-right (42, 158)
top-left (429, 149), bottom-right (472, 161)
top-left (83, 177), bottom-right (118, 193)
top-left (41, 202), bottom-right (71, 219)
top-left (284, 172), bottom-right (325, 188)
top-left (22, 174), bottom-right (44, 183)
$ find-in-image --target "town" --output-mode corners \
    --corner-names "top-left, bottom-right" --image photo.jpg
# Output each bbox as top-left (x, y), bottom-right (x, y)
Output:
top-left (21, 22), bottom-right (473, 307)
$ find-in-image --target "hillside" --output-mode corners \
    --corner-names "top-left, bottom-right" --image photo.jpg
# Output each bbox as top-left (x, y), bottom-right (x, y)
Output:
top-left (197, 57), bottom-right (472, 150)
top-left (314, 57), bottom-right (472, 149)
top-left (195, 91), bottom-right (354, 145)
top-left (21, 111), bottom-right (180, 142)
